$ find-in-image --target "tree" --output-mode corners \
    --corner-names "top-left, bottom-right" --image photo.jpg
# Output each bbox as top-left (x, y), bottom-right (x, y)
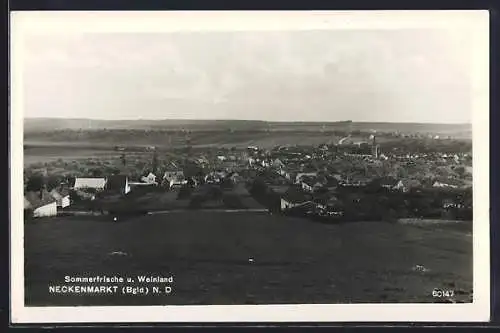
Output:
top-left (26, 174), bottom-right (45, 192)
top-left (90, 168), bottom-right (104, 178)
top-left (454, 166), bottom-right (466, 178)
top-left (46, 175), bottom-right (62, 191)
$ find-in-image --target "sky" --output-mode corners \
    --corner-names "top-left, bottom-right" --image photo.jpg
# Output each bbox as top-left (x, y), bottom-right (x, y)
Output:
top-left (21, 29), bottom-right (474, 123)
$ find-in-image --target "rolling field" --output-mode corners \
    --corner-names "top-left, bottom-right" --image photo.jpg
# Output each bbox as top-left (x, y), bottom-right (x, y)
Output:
top-left (24, 131), bottom-right (344, 151)
top-left (23, 147), bottom-right (122, 166)
top-left (24, 213), bottom-right (472, 306)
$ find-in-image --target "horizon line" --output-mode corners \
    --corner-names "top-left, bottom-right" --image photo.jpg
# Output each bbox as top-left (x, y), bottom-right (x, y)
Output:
top-left (23, 116), bottom-right (472, 125)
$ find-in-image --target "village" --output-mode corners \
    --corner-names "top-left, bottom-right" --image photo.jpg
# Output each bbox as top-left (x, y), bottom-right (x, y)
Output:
top-left (23, 131), bottom-right (473, 224)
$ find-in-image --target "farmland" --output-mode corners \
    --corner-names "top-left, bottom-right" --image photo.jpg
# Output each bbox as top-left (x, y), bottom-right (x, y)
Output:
top-left (24, 213), bottom-right (472, 306)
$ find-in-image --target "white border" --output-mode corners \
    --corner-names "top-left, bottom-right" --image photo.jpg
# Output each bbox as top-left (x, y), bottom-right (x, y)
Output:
top-left (10, 10), bottom-right (490, 323)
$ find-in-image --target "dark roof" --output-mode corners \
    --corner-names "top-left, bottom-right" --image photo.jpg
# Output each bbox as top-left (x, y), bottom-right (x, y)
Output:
top-left (25, 190), bottom-right (56, 209)
top-left (106, 175), bottom-right (128, 190)
top-left (282, 187), bottom-right (311, 204)
top-left (301, 176), bottom-right (317, 186)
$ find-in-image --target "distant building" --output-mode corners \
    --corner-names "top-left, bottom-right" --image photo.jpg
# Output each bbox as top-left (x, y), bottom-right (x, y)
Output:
top-left (163, 170), bottom-right (184, 183)
top-left (141, 172), bottom-right (158, 185)
top-left (433, 179), bottom-right (461, 189)
top-left (49, 188), bottom-right (71, 208)
top-left (280, 187), bottom-right (312, 211)
top-left (163, 170), bottom-right (187, 188)
top-left (295, 172), bottom-right (318, 184)
top-left (169, 177), bottom-right (188, 188)
top-left (375, 177), bottom-right (404, 191)
top-left (301, 180), bottom-right (314, 192)
top-left (442, 199), bottom-right (463, 209)
top-left (74, 178), bottom-right (107, 191)
top-left (272, 158), bottom-right (285, 169)
top-left (402, 179), bottom-right (422, 192)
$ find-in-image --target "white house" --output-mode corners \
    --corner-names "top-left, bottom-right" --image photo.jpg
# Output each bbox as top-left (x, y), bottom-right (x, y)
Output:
top-left (301, 181), bottom-right (314, 193)
top-left (281, 198), bottom-right (299, 210)
top-left (163, 170), bottom-right (184, 183)
top-left (272, 158), bottom-right (285, 169)
top-left (74, 178), bottom-right (107, 191)
top-left (433, 180), bottom-right (460, 189)
top-left (280, 187), bottom-right (311, 211)
top-left (170, 178), bottom-right (188, 188)
top-left (141, 172), bottom-right (158, 185)
top-left (50, 189), bottom-right (71, 208)
top-left (25, 190), bottom-right (58, 218)
top-left (295, 172), bottom-right (317, 184)
top-left (392, 180), bottom-right (405, 191)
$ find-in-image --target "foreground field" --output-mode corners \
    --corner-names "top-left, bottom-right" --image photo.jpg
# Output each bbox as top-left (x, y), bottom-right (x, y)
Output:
top-left (24, 213), bottom-right (472, 306)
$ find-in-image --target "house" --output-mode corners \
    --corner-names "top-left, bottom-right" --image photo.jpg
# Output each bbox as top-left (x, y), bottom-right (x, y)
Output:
top-left (300, 176), bottom-right (316, 192)
top-left (443, 198), bottom-right (463, 209)
top-left (73, 189), bottom-right (96, 201)
top-left (402, 179), bottom-right (422, 192)
top-left (197, 156), bottom-right (209, 165)
top-left (314, 194), bottom-right (344, 215)
top-left (272, 158), bottom-right (285, 169)
top-left (163, 170), bottom-right (184, 183)
top-left (301, 182), bottom-right (313, 192)
top-left (49, 188), bottom-right (71, 208)
top-left (277, 169), bottom-right (291, 180)
top-left (374, 177), bottom-right (404, 191)
top-left (105, 175), bottom-right (131, 195)
top-left (342, 175), bottom-right (370, 187)
top-left (295, 172), bottom-right (318, 184)
top-left (169, 175), bottom-right (188, 188)
top-left (280, 187), bottom-right (312, 211)
top-left (141, 172), bottom-right (158, 185)
top-left (220, 161), bottom-right (238, 172)
top-left (312, 181), bottom-right (325, 192)
top-left (25, 190), bottom-right (58, 218)
top-left (433, 178), bottom-right (464, 189)
top-left (74, 177), bottom-right (107, 191)
top-left (228, 172), bottom-right (241, 183)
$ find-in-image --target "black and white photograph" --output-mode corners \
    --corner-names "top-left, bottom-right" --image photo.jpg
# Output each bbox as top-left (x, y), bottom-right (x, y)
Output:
top-left (10, 11), bottom-right (490, 323)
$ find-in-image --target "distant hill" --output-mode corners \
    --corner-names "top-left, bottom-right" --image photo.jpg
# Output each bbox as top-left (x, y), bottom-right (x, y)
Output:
top-left (24, 118), bottom-right (471, 138)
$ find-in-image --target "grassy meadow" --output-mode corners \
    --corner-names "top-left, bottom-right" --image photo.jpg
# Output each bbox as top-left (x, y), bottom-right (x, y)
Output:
top-left (24, 213), bottom-right (472, 306)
